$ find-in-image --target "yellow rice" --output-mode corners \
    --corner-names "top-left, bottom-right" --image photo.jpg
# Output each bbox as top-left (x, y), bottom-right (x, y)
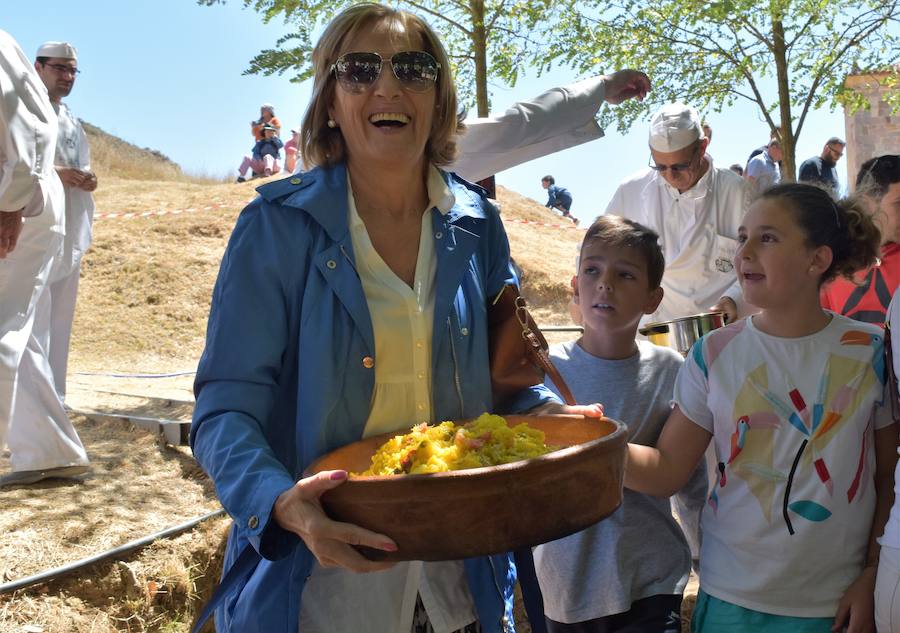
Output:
top-left (358, 413), bottom-right (554, 476)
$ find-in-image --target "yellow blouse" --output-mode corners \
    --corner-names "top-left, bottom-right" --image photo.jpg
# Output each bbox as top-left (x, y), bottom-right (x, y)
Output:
top-left (348, 166), bottom-right (455, 438)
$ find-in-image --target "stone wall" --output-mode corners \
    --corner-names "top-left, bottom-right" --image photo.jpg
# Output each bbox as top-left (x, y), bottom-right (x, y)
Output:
top-left (843, 70), bottom-right (900, 191)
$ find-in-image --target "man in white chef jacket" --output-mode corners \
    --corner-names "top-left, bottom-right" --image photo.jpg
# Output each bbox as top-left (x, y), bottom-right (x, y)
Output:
top-left (606, 103), bottom-right (752, 325)
top-left (0, 32), bottom-right (89, 486)
top-left (34, 41), bottom-right (97, 400)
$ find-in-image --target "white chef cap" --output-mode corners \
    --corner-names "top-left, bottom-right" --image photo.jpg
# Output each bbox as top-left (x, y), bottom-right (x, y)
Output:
top-left (36, 41), bottom-right (78, 60)
top-left (648, 103), bottom-right (702, 152)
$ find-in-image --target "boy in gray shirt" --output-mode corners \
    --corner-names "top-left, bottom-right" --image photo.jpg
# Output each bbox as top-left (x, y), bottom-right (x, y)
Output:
top-left (533, 215), bottom-right (701, 632)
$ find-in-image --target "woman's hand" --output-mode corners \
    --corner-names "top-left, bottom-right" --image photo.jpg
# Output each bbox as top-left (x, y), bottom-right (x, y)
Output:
top-left (530, 402), bottom-right (604, 418)
top-left (832, 566), bottom-right (876, 633)
top-left (273, 470), bottom-right (398, 573)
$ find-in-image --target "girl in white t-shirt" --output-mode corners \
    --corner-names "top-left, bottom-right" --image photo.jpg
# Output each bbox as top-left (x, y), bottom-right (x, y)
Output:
top-left (627, 183), bottom-right (897, 633)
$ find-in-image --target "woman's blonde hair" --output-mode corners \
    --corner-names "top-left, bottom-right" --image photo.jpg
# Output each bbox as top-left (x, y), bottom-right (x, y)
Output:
top-left (300, 3), bottom-right (464, 169)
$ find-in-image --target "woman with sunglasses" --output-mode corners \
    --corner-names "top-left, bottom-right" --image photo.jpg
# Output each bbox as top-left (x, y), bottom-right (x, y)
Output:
top-left (190, 4), bottom-right (601, 633)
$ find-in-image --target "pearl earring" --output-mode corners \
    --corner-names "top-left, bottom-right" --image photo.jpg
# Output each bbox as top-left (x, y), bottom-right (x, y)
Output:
top-left (327, 119), bottom-right (337, 129)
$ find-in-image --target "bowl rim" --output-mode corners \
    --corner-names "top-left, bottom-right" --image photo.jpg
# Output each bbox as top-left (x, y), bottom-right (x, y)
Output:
top-left (308, 415), bottom-right (629, 482)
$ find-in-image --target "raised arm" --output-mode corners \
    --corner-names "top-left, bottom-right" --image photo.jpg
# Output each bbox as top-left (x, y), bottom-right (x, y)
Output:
top-left (453, 70), bottom-right (650, 182)
top-left (626, 405), bottom-right (712, 497)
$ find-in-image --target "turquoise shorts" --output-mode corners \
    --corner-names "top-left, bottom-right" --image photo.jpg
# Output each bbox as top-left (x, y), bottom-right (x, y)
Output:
top-left (691, 590), bottom-right (836, 633)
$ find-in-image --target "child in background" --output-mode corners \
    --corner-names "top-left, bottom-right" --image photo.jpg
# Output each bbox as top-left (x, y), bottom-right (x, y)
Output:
top-left (877, 294), bottom-right (900, 631)
top-left (627, 183), bottom-right (896, 632)
top-left (533, 215), bottom-right (703, 632)
top-left (236, 124), bottom-right (284, 183)
top-left (541, 175), bottom-right (577, 225)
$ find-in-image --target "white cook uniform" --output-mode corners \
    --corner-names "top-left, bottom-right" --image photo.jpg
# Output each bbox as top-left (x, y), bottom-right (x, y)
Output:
top-left (452, 75), bottom-right (607, 183)
top-left (45, 101), bottom-right (95, 396)
top-left (606, 160), bottom-right (753, 324)
top-left (0, 30), bottom-right (87, 471)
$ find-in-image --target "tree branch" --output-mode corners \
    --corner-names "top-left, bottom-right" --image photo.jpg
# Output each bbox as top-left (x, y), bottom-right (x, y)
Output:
top-left (402, 0), bottom-right (471, 35)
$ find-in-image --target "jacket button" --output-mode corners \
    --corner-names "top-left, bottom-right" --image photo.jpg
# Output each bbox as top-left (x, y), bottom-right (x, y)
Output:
top-left (435, 231), bottom-right (443, 239)
top-left (326, 260), bottom-right (337, 269)
top-left (247, 515), bottom-right (259, 529)
top-left (362, 356), bottom-right (375, 369)
top-left (290, 177), bottom-right (302, 185)
top-left (460, 327), bottom-right (469, 336)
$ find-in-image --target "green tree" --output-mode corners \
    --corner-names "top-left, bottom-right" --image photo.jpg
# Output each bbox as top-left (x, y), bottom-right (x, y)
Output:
top-left (558, 0), bottom-right (900, 179)
top-left (199, 0), bottom-right (574, 117)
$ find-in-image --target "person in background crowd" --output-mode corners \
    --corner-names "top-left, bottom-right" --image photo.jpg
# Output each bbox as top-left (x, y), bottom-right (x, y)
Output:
top-left (284, 128), bottom-right (301, 173)
top-left (702, 121), bottom-right (713, 160)
top-left (251, 103), bottom-right (281, 141)
top-left (729, 164), bottom-right (744, 177)
top-left (236, 123), bottom-right (283, 182)
top-left (821, 154), bottom-right (900, 324)
top-left (0, 32), bottom-right (89, 487)
top-left (34, 41), bottom-right (98, 402)
top-left (799, 137), bottom-right (846, 192)
top-left (190, 5), bottom-right (601, 632)
top-left (542, 175), bottom-right (577, 225)
top-left (605, 103), bottom-right (752, 325)
top-left (627, 183), bottom-right (894, 632)
top-left (745, 133), bottom-right (782, 194)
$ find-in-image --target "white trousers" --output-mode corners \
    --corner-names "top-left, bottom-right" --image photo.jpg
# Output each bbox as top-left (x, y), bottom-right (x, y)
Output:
top-left (877, 545), bottom-right (900, 633)
top-left (0, 222), bottom-right (87, 470)
top-left (47, 261), bottom-right (81, 398)
top-left (0, 221), bottom-right (61, 447)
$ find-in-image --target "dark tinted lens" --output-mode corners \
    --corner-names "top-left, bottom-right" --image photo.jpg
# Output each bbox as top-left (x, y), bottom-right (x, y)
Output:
top-left (390, 51), bottom-right (439, 92)
top-left (334, 52), bottom-right (383, 92)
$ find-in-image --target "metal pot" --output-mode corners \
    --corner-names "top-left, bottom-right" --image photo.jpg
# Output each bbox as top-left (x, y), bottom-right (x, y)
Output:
top-left (639, 312), bottom-right (726, 356)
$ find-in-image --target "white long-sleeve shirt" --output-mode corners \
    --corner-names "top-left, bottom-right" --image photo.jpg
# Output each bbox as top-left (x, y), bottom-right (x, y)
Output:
top-left (453, 76), bottom-right (607, 182)
top-left (53, 101), bottom-right (95, 277)
top-left (0, 29), bottom-right (62, 230)
top-left (606, 160), bottom-right (753, 323)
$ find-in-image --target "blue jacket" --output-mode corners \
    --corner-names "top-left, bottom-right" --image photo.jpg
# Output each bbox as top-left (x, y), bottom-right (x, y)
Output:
top-left (190, 163), bottom-right (557, 633)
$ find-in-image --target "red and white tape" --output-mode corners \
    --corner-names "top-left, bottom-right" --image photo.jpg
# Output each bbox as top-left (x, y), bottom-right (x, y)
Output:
top-left (94, 199), bottom-right (254, 222)
top-left (503, 217), bottom-right (586, 231)
top-left (95, 200), bottom-right (583, 231)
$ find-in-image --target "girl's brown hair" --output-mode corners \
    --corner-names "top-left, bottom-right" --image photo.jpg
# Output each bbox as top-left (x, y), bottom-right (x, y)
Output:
top-left (759, 183), bottom-right (881, 284)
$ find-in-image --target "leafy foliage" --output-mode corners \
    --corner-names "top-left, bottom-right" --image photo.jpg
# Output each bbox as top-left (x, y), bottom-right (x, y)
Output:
top-left (557, 0), bottom-right (900, 178)
top-left (199, 0), bottom-right (582, 115)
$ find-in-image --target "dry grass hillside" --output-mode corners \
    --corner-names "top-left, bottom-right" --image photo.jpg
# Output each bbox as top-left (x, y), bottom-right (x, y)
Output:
top-left (0, 134), bottom-right (590, 633)
top-left (72, 150), bottom-right (582, 374)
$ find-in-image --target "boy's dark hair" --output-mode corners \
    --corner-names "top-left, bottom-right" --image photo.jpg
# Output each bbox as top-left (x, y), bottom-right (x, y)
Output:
top-left (855, 155), bottom-right (900, 200)
top-left (542, 175), bottom-right (555, 184)
top-left (759, 183), bottom-right (880, 284)
top-left (581, 215), bottom-right (665, 289)
top-left (36, 56), bottom-right (49, 65)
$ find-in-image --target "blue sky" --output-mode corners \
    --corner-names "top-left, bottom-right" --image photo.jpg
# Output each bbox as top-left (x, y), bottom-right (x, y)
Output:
top-left (4, 0), bottom-right (869, 224)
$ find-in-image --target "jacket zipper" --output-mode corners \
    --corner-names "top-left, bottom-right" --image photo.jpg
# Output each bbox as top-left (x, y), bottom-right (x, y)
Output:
top-left (446, 316), bottom-right (465, 417)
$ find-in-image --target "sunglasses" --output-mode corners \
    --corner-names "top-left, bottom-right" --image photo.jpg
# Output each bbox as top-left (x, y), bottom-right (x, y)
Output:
top-left (649, 145), bottom-right (701, 174)
top-left (332, 51), bottom-right (440, 94)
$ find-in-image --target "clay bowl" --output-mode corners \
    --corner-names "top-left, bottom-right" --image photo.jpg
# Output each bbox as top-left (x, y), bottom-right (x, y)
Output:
top-left (304, 414), bottom-right (627, 562)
